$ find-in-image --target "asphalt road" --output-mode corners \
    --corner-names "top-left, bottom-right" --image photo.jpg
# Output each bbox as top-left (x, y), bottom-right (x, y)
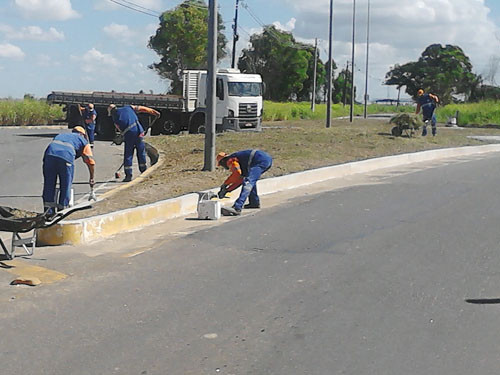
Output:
top-left (0, 127), bottom-right (131, 212)
top-left (2, 152), bottom-right (500, 374)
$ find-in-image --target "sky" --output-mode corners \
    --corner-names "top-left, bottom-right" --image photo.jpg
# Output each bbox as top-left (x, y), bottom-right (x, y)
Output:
top-left (1, 0), bottom-right (500, 101)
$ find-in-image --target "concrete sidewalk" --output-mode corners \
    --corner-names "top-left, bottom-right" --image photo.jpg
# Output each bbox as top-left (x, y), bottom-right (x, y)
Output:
top-left (37, 144), bottom-right (500, 246)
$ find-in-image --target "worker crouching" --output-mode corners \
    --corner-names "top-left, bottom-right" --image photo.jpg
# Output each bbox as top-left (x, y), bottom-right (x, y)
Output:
top-left (217, 149), bottom-right (273, 216)
top-left (108, 104), bottom-right (160, 182)
top-left (42, 126), bottom-right (95, 215)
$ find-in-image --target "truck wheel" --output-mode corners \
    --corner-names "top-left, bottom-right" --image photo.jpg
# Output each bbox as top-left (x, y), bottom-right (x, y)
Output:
top-left (161, 119), bottom-right (181, 135)
top-left (189, 114), bottom-right (205, 134)
top-left (391, 126), bottom-right (402, 137)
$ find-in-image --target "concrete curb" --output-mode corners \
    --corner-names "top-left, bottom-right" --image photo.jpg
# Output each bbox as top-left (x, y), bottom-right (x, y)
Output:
top-left (37, 144), bottom-right (500, 246)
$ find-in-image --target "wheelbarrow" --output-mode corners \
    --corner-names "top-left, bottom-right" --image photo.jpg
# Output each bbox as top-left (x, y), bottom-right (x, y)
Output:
top-left (0, 202), bottom-right (92, 260)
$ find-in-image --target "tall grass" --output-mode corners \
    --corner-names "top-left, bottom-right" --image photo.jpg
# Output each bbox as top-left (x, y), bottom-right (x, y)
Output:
top-left (0, 99), bottom-right (64, 126)
top-left (263, 101), bottom-right (414, 121)
top-left (436, 101), bottom-right (500, 126)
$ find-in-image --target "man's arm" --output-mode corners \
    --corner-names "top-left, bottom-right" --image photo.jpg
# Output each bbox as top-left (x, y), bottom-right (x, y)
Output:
top-left (429, 93), bottom-right (439, 103)
top-left (415, 103), bottom-right (421, 114)
top-left (133, 105), bottom-right (160, 117)
top-left (81, 144), bottom-right (96, 186)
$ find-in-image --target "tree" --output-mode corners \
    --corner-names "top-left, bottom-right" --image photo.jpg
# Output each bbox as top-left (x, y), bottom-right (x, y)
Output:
top-left (238, 26), bottom-right (311, 101)
top-left (148, 0), bottom-right (227, 94)
top-left (296, 47), bottom-right (326, 102)
top-left (385, 44), bottom-right (479, 104)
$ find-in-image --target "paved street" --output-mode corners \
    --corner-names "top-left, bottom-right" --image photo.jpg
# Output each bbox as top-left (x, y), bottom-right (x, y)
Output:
top-left (1, 152), bottom-right (500, 374)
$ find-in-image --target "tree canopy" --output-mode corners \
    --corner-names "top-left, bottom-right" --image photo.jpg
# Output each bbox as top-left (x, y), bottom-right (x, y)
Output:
top-left (238, 26), bottom-right (322, 101)
top-left (385, 44), bottom-right (478, 104)
top-left (148, 0), bottom-right (227, 94)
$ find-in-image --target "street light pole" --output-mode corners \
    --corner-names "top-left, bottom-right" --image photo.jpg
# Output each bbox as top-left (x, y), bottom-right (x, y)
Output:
top-left (311, 38), bottom-right (318, 112)
top-left (349, 0), bottom-right (356, 123)
top-left (203, 0), bottom-right (217, 171)
top-left (231, 0), bottom-right (239, 69)
top-left (363, 0), bottom-right (370, 118)
top-left (326, 0), bottom-right (333, 128)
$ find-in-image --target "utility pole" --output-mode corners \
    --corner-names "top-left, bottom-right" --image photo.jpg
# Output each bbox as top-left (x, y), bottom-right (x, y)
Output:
top-left (363, 0), bottom-right (370, 118)
top-left (326, 0), bottom-right (333, 128)
top-left (349, 0), bottom-right (356, 123)
top-left (311, 38), bottom-right (318, 112)
top-left (231, 0), bottom-right (239, 69)
top-left (203, 0), bottom-right (217, 171)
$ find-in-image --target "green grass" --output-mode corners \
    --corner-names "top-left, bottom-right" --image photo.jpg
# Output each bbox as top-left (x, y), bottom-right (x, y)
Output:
top-left (0, 99), bottom-right (64, 126)
top-left (436, 101), bottom-right (500, 126)
top-left (263, 101), bottom-right (413, 121)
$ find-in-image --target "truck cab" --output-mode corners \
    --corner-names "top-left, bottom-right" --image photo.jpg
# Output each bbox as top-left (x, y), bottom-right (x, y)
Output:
top-left (184, 69), bottom-right (263, 133)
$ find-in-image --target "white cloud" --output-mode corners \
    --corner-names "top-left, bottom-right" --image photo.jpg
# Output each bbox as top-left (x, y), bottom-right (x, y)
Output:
top-left (71, 48), bottom-right (121, 73)
top-left (273, 18), bottom-right (296, 32)
top-left (14, 0), bottom-right (80, 21)
top-left (0, 24), bottom-right (64, 41)
top-left (0, 43), bottom-right (25, 59)
top-left (278, 0), bottom-right (500, 99)
top-left (103, 23), bottom-right (136, 43)
top-left (93, 0), bottom-right (164, 12)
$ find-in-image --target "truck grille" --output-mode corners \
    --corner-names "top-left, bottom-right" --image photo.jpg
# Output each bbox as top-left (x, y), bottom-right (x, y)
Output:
top-left (239, 103), bottom-right (258, 119)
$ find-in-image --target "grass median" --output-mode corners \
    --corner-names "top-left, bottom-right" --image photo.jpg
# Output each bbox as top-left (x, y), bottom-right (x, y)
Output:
top-left (78, 117), bottom-right (500, 218)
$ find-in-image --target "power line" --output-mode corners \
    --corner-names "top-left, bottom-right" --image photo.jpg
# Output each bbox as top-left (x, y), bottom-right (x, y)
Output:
top-left (240, 1), bottom-right (313, 51)
top-left (108, 0), bottom-right (159, 17)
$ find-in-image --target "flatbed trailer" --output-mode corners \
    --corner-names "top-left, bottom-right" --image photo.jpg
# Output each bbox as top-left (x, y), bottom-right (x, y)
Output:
top-left (47, 91), bottom-right (187, 139)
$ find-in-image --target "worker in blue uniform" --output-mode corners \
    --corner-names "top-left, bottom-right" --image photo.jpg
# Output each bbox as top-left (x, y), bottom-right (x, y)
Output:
top-left (42, 126), bottom-right (95, 215)
top-left (82, 103), bottom-right (97, 147)
top-left (217, 149), bottom-right (273, 216)
top-left (107, 104), bottom-right (160, 182)
top-left (416, 89), bottom-right (439, 136)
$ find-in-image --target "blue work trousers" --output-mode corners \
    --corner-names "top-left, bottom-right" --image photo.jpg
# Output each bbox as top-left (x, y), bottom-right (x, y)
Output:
top-left (422, 105), bottom-right (437, 136)
top-left (42, 155), bottom-right (74, 214)
top-left (85, 122), bottom-right (96, 144)
top-left (234, 157), bottom-right (272, 210)
top-left (124, 133), bottom-right (147, 178)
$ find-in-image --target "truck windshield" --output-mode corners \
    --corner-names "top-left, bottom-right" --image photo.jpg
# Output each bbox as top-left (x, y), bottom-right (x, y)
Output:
top-left (228, 82), bottom-right (262, 97)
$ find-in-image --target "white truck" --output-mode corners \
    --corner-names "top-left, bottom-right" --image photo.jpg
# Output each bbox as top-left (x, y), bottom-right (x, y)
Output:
top-left (47, 69), bottom-right (263, 139)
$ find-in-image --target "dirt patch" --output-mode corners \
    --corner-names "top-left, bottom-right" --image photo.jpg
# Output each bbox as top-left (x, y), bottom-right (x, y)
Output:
top-left (72, 118), bottom-right (500, 219)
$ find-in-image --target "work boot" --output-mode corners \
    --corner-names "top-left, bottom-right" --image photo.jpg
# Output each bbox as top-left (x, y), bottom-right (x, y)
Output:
top-left (244, 203), bottom-right (260, 209)
top-left (123, 175), bottom-right (132, 183)
top-left (221, 206), bottom-right (241, 216)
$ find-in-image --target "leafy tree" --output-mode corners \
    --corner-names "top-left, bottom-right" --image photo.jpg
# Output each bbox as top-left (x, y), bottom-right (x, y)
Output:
top-left (296, 47), bottom-right (326, 102)
top-left (385, 44), bottom-right (479, 104)
top-left (238, 26), bottom-right (311, 101)
top-left (148, 0), bottom-right (227, 94)
top-left (333, 67), bottom-right (356, 105)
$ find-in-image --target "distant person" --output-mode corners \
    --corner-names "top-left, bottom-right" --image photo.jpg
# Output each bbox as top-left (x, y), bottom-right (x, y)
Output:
top-left (216, 149), bottom-right (273, 216)
top-left (83, 103), bottom-right (97, 147)
top-left (416, 89), bottom-right (439, 136)
top-left (42, 126), bottom-right (95, 215)
top-left (107, 104), bottom-right (160, 182)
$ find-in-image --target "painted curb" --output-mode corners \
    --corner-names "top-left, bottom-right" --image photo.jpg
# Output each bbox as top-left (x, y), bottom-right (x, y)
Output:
top-left (37, 144), bottom-right (500, 246)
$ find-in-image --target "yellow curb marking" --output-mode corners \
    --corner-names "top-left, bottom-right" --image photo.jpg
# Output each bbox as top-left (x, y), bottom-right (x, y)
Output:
top-left (1, 260), bottom-right (68, 285)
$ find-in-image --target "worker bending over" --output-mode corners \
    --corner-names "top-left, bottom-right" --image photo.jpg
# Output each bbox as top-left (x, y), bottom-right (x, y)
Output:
top-left (217, 149), bottom-right (273, 216)
top-left (416, 89), bottom-right (439, 136)
top-left (82, 103), bottom-right (97, 147)
top-left (107, 104), bottom-right (160, 182)
top-left (42, 126), bottom-right (95, 215)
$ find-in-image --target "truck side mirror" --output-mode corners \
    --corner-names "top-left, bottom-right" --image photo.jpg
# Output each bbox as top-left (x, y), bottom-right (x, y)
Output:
top-left (216, 78), bottom-right (224, 100)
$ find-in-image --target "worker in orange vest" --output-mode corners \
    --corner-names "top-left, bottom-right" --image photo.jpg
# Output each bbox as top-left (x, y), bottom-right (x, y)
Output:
top-left (217, 149), bottom-right (273, 216)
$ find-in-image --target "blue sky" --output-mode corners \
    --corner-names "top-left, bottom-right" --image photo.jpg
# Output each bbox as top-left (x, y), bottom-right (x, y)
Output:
top-left (1, 0), bottom-right (500, 101)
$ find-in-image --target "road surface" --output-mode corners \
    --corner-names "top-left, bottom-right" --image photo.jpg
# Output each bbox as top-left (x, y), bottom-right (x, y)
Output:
top-left (1, 152), bottom-right (500, 374)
